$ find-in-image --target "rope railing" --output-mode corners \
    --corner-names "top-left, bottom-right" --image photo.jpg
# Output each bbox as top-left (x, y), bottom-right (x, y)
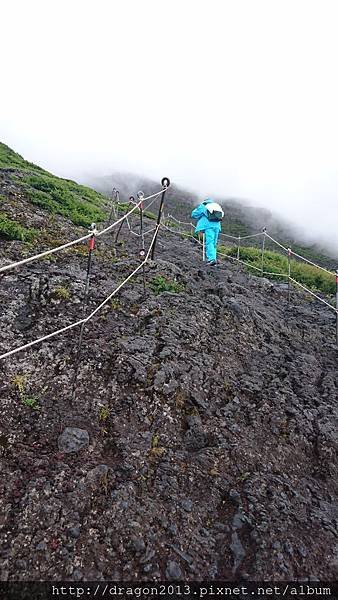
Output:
top-left (0, 224), bottom-right (161, 361)
top-left (289, 278), bottom-right (337, 312)
top-left (289, 249), bottom-right (335, 277)
top-left (1, 181), bottom-right (338, 366)
top-left (161, 220), bottom-right (338, 345)
top-left (0, 178), bottom-right (171, 367)
top-left (0, 189), bottom-right (164, 275)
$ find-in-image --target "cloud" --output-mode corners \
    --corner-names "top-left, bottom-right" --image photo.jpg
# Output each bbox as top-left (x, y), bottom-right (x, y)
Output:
top-left (1, 0), bottom-right (338, 252)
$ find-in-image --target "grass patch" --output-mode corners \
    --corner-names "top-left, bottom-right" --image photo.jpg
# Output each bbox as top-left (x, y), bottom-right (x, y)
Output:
top-left (0, 212), bottom-right (37, 242)
top-left (0, 142), bottom-right (48, 174)
top-left (21, 174), bottom-right (106, 228)
top-left (150, 275), bottom-right (185, 295)
top-left (12, 374), bottom-right (40, 410)
top-left (53, 285), bottom-right (71, 300)
top-left (220, 245), bottom-right (335, 295)
top-left (144, 210), bottom-right (157, 220)
top-left (1, 142), bottom-right (109, 228)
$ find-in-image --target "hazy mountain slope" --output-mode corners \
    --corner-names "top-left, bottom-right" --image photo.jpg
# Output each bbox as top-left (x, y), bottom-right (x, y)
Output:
top-left (1, 147), bottom-right (338, 581)
top-left (86, 172), bottom-right (337, 268)
top-left (85, 172), bottom-right (198, 224)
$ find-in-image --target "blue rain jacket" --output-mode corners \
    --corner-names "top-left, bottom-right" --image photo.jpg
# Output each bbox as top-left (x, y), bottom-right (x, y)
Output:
top-left (191, 199), bottom-right (222, 233)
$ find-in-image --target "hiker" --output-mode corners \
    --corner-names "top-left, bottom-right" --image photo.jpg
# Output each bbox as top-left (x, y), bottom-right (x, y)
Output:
top-left (191, 199), bottom-right (224, 265)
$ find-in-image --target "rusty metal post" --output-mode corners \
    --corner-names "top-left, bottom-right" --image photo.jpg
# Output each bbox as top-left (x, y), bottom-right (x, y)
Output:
top-left (137, 191), bottom-right (146, 294)
top-left (108, 188), bottom-right (117, 225)
top-left (150, 177), bottom-right (170, 260)
top-left (71, 223), bottom-right (97, 401)
top-left (288, 248), bottom-right (292, 305)
top-left (261, 227), bottom-right (266, 274)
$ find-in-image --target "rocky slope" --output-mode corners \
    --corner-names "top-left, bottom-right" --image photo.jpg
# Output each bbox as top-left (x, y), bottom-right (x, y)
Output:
top-left (0, 178), bottom-right (338, 582)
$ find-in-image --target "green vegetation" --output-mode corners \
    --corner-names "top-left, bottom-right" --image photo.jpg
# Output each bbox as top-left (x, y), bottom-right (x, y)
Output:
top-left (22, 396), bottom-right (40, 410)
top-left (219, 245), bottom-right (335, 295)
top-left (150, 275), bottom-right (185, 295)
top-left (144, 210), bottom-right (157, 220)
top-left (12, 374), bottom-right (40, 410)
top-left (110, 298), bottom-right (121, 310)
top-left (21, 174), bottom-right (106, 228)
top-left (99, 406), bottom-right (111, 422)
top-left (0, 212), bottom-right (37, 241)
top-left (53, 285), bottom-right (71, 300)
top-left (221, 219), bottom-right (251, 238)
top-left (0, 142), bottom-right (48, 174)
top-left (0, 142), bottom-right (109, 228)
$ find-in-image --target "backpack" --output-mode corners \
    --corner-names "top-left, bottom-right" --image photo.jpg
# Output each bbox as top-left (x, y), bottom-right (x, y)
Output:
top-left (204, 202), bottom-right (224, 222)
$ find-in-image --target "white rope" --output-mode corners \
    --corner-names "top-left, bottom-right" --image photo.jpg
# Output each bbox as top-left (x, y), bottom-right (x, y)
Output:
top-left (0, 319), bottom-right (86, 360)
top-left (240, 232), bottom-right (264, 240)
top-left (96, 189), bottom-right (163, 238)
top-left (0, 225), bottom-right (160, 360)
top-left (143, 226), bottom-right (158, 236)
top-left (0, 233), bottom-right (92, 274)
top-left (219, 232), bottom-right (241, 241)
top-left (290, 250), bottom-right (335, 277)
top-left (83, 225), bottom-right (159, 322)
top-left (144, 194), bottom-right (161, 211)
top-left (0, 189), bottom-right (164, 274)
top-left (161, 223), bottom-right (202, 245)
top-left (167, 214), bottom-right (194, 228)
top-left (265, 233), bottom-right (289, 253)
top-left (289, 278), bottom-right (337, 312)
top-left (261, 270), bottom-right (288, 277)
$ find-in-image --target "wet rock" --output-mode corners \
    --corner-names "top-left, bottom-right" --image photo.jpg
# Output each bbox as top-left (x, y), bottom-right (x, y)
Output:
top-left (229, 490), bottom-right (241, 506)
top-left (181, 499), bottom-right (193, 512)
top-left (86, 465), bottom-right (109, 489)
top-left (230, 532), bottom-right (246, 574)
top-left (36, 541), bottom-right (47, 551)
top-left (68, 527), bottom-right (81, 539)
top-left (58, 428), bottom-right (89, 454)
top-left (131, 537), bottom-right (146, 553)
top-left (165, 560), bottom-right (183, 580)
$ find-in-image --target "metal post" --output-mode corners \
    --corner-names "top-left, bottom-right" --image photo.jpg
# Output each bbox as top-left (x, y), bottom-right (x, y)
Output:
top-left (115, 199), bottom-right (133, 244)
top-left (202, 233), bottom-right (206, 261)
top-left (150, 177), bottom-right (170, 260)
top-left (237, 235), bottom-right (241, 263)
top-left (137, 191), bottom-right (146, 294)
top-left (71, 223), bottom-right (97, 402)
top-left (108, 188), bottom-right (117, 225)
top-left (288, 248), bottom-right (292, 305)
top-left (125, 195), bottom-right (135, 239)
top-left (115, 190), bottom-right (120, 220)
top-left (261, 227), bottom-right (266, 274)
top-left (336, 270), bottom-right (338, 346)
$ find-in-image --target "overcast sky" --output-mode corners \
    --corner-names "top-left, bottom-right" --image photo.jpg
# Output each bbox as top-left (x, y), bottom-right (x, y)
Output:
top-left (1, 0), bottom-right (338, 250)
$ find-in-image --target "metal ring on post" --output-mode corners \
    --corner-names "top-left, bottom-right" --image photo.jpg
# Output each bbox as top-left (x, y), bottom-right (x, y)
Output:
top-left (161, 177), bottom-right (170, 189)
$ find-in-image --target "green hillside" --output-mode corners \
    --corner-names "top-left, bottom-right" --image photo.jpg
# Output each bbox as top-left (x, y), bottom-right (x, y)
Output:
top-left (219, 244), bottom-right (335, 296)
top-left (0, 142), bottom-right (108, 231)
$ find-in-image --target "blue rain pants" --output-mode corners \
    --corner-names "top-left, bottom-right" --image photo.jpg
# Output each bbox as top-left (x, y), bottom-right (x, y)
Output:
top-left (205, 228), bottom-right (219, 261)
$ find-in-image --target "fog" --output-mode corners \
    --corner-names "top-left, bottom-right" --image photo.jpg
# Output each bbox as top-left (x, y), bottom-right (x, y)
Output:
top-left (1, 0), bottom-right (338, 253)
